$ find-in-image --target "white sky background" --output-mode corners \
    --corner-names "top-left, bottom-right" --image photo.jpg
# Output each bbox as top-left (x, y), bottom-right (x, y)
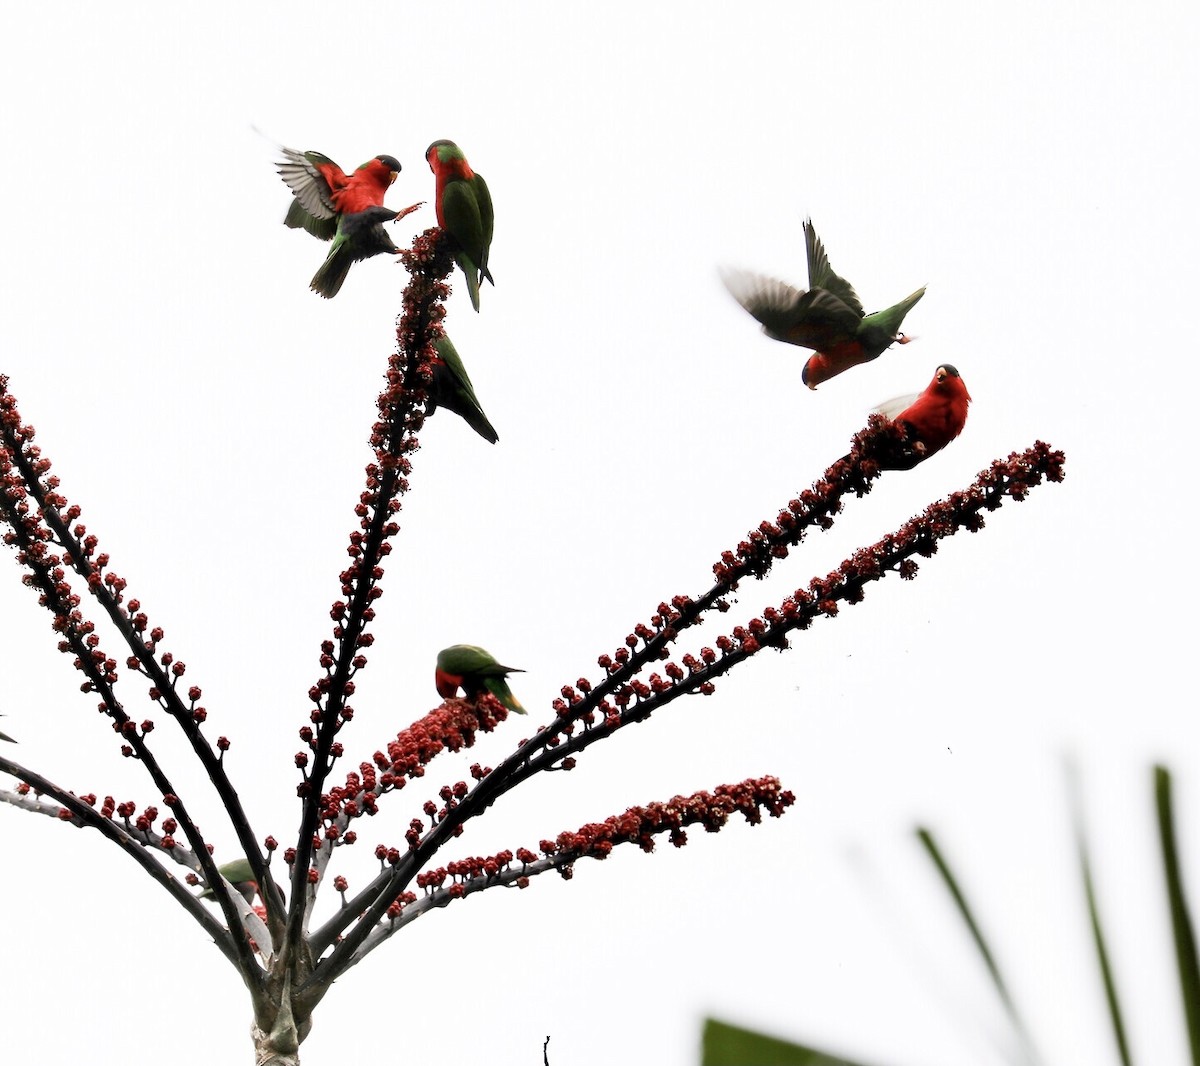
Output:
top-left (0, 3), bottom-right (1196, 1064)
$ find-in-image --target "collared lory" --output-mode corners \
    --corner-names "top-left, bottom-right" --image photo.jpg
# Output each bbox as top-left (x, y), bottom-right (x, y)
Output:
top-left (0, 715), bottom-right (15, 743)
top-left (426, 140), bottom-right (493, 311)
top-left (426, 335), bottom-right (498, 443)
top-left (721, 219), bottom-right (925, 389)
top-left (868, 364), bottom-right (971, 470)
top-left (276, 147), bottom-right (422, 298)
top-left (198, 858), bottom-right (260, 904)
top-left (436, 645), bottom-right (525, 714)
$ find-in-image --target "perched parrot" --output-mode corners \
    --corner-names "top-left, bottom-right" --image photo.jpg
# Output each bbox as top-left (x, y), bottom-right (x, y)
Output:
top-left (867, 364), bottom-right (972, 470)
top-left (276, 147), bottom-right (422, 298)
top-left (198, 857), bottom-right (259, 903)
top-left (436, 644), bottom-right (525, 714)
top-left (0, 715), bottom-right (15, 744)
top-left (721, 219), bottom-right (925, 389)
top-left (427, 335), bottom-right (498, 443)
top-left (426, 140), bottom-right (494, 311)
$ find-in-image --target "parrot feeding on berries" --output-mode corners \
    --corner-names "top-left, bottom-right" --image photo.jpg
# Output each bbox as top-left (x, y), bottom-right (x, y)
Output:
top-left (868, 364), bottom-right (971, 470)
top-left (426, 140), bottom-right (494, 311)
top-left (436, 644), bottom-right (525, 714)
top-left (198, 857), bottom-right (260, 903)
top-left (276, 146), bottom-right (422, 298)
top-left (721, 218), bottom-right (925, 389)
top-left (427, 335), bottom-right (498, 443)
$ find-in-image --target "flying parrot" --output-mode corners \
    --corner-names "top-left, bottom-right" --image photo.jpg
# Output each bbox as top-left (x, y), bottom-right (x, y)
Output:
top-left (426, 140), bottom-right (494, 311)
top-left (426, 335), bottom-right (499, 443)
top-left (721, 219), bottom-right (925, 389)
top-left (867, 364), bottom-right (972, 470)
top-left (276, 146), bottom-right (423, 298)
top-left (198, 857), bottom-right (260, 904)
top-left (0, 715), bottom-right (15, 744)
top-left (436, 644), bottom-right (525, 714)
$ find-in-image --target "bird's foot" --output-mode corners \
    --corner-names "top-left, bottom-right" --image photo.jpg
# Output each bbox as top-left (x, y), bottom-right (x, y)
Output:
top-left (392, 202), bottom-right (425, 222)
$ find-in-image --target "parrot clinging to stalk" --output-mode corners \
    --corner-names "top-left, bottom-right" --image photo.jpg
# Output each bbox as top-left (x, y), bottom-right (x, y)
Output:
top-left (198, 858), bottom-right (260, 904)
top-left (426, 335), bottom-right (498, 443)
top-left (721, 219), bottom-right (925, 389)
top-left (866, 364), bottom-right (972, 470)
top-left (436, 645), bottom-right (525, 714)
top-left (426, 140), bottom-right (494, 311)
top-left (276, 147), bottom-right (423, 298)
top-left (0, 715), bottom-right (15, 743)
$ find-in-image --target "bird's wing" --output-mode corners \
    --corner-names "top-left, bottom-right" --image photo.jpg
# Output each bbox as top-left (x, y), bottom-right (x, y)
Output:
top-left (442, 180), bottom-right (486, 260)
top-left (283, 200), bottom-right (338, 241)
top-left (277, 147), bottom-right (342, 220)
top-left (722, 269), bottom-right (863, 349)
top-left (873, 392), bottom-right (919, 421)
top-left (471, 173), bottom-right (494, 280)
top-left (804, 219), bottom-right (865, 319)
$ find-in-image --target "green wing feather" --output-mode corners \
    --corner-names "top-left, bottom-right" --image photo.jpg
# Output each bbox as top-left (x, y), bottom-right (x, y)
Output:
top-left (722, 270), bottom-right (863, 350)
top-left (804, 219), bottom-right (864, 319)
top-left (284, 200), bottom-right (338, 241)
top-left (483, 677), bottom-right (526, 715)
top-left (472, 173), bottom-right (495, 284)
top-left (437, 644), bottom-right (502, 675)
top-left (431, 336), bottom-right (498, 443)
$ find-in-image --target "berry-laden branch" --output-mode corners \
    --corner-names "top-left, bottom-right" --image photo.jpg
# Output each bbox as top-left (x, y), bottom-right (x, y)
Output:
top-left (0, 752), bottom-right (244, 963)
top-left (300, 440), bottom-right (1064, 990)
top-left (303, 420), bottom-right (918, 956)
top-left (331, 777), bottom-right (794, 973)
top-left (286, 231), bottom-right (453, 961)
top-left (0, 376), bottom-right (278, 940)
top-left (0, 398), bottom-right (267, 982)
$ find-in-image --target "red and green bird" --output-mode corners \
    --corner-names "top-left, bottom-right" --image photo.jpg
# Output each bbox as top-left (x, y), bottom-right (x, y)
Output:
top-left (198, 858), bottom-right (260, 904)
top-left (277, 146), bottom-right (422, 298)
top-left (427, 335), bottom-right (498, 444)
top-left (869, 364), bottom-right (972, 469)
top-left (426, 140), bottom-right (494, 312)
top-left (722, 219), bottom-right (925, 389)
top-left (436, 644), bottom-right (525, 714)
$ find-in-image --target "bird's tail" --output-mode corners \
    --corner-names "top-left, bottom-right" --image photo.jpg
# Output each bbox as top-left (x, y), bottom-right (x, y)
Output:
top-left (463, 406), bottom-right (499, 445)
top-left (457, 253), bottom-right (482, 311)
top-left (310, 245), bottom-right (353, 299)
top-left (485, 678), bottom-right (526, 714)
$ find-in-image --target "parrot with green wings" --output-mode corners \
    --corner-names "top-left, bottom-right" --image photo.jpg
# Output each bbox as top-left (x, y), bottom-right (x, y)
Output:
top-left (276, 146), bottom-right (422, 298)
top-left (426, 335), bottom-right (498, 443)
top-left (722, 219), bottom-right (925, 389)
top-left (426, 140), bottom-right (494, 311)
top-left (436, 645), bottom-right (525, 714)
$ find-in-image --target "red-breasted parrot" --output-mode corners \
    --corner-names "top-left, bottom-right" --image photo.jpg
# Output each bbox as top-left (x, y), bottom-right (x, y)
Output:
top-left (436, 644), bottom-right (525, 714)
top-left (0, 715), bottom-right (15, 744)
top-left (427, 335), bottom-right (498, 444)
top-left (198, 857), bottom-right (259, 904)
top-left (868, 364), bottom-right (971, 469)
top-left (276, 147), bottom-right (422, 298)
top-left (426, 140), bottom-right (494, 312)
top-left (722, 219), bottom-right (925, 389)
